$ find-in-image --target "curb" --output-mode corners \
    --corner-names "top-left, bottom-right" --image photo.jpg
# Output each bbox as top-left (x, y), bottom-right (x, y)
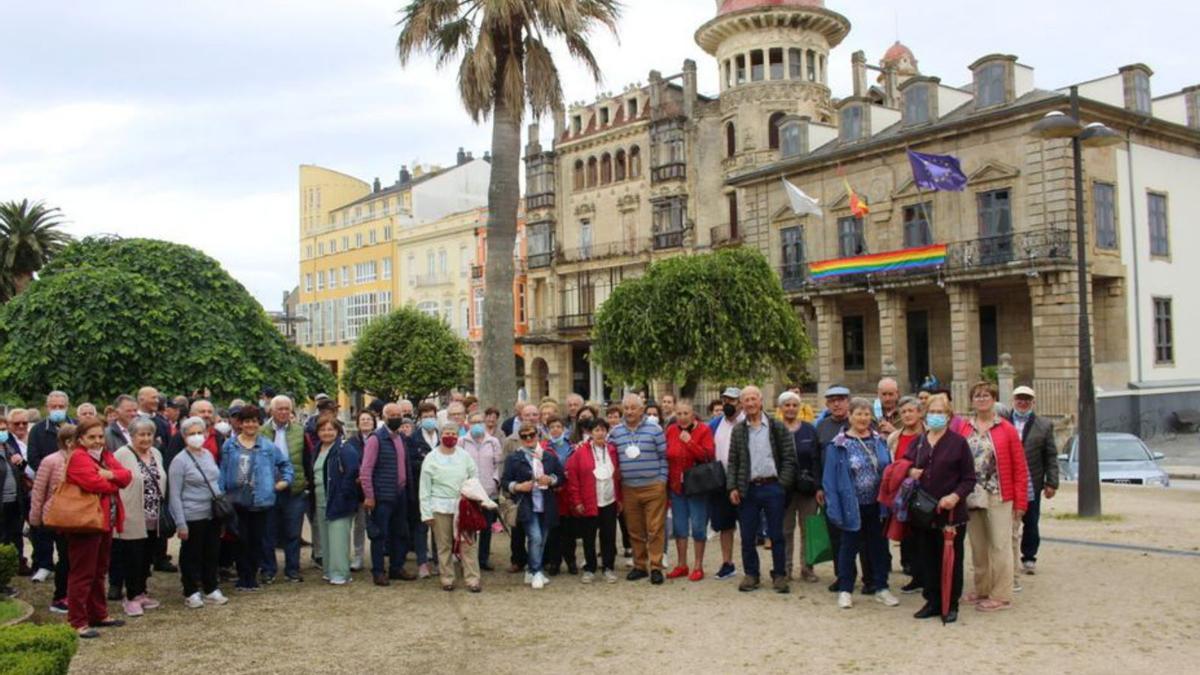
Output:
top-left (1167, 472), bottom-right (1198, 481)
top-left (1, 597), bottom-right (34, 627)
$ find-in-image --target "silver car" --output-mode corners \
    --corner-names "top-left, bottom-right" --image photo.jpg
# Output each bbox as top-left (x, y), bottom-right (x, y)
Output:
top-left (1058, 432), bottom-right (1170, 487)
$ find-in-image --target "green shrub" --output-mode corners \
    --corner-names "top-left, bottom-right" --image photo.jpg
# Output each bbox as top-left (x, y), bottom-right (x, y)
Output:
top-left (0, 545), bottom-right (17, 588)
top-left (980, 365), bottom-right (999, 384)
top-left (0, 624), bottom-right (78, 675)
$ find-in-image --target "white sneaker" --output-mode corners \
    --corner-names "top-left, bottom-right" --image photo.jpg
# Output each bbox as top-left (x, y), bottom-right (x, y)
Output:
top-left (581, 571), bottom-right (595, 584)
top-left (204, 590), bottom-right (228, 606)
top-left (1022, 560), bottom-right (1036, 575)
top-left (623, 557), bottom-right (634, 569)
top-left (1013, 580), bottom-right (1023, 593)
top-left (524, 571), bottom-right (534, 585)
top-left (350, 557), bottom-right (364, 572)
top-left (604, 570), bottom-right (618, 584)
top-left (875, 589), bottom-right (900, 607)
top-left (531, 572), bottom-right (546, 590)
top-left (31, 568), bottom-right (51, 583)
top-left (329, 577), bottom-right (348, 585)
top-left (185, 592), bottom-right (204, 609)
top-left (838, 591), bottom-right (853, 609)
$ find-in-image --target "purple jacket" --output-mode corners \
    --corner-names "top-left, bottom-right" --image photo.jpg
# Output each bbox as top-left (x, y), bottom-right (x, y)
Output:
top-left (911, 430), bottom-right (977, 526)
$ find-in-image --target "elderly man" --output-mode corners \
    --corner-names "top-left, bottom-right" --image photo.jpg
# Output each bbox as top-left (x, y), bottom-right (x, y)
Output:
top-left (1006, 386), bottom-right (1058, 579)
top-left (502, 403), bottom-right (542, 573)
top-left (727, 386), bottom-right (796, 593)
top-left (706, 387), bottom-right (744, 580)
top-left (874, 377), bottom-right (901, 435)
top-left (446, 401), bottom-right (468, 435)
top-left (3, 408), bottom-right (34, 576)
top-left (609, 394), bottom-right (669, 584)
top-left (136, 386), bottom-right (171, 449)
top-left (260, 395), bottom-right (309, 583)
top-left (361, 403), bottom-right (415, 584)
top-left (26, 392), bottom-right (74, 581)
top-left (75, 403), bottom-right (98, 423)
top-left (105, 395), bottom-right (139, 452)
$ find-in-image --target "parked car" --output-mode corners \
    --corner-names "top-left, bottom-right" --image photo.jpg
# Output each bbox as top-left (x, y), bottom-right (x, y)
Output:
top-left (1058, 432), bottom-right (1170, 487)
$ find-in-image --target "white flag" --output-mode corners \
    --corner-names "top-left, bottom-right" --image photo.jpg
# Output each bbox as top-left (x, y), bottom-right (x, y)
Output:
top-left (782, 178), bottom-right (823, 217)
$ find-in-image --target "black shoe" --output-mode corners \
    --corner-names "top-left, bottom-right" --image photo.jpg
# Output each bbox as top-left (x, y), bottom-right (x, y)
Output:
top-left (901, 579), bottom-right (923, 594)
top-left (861, 585), bottom-right (878, 596)
top-left (943, 609), bottom-right (958, 624)
top-left (913, 603), bottom-right (939, 619)
top-left (566, 564), bottom-right (579, 575)
top-left (107, 587), bottom-right (123, 601)
top-left (480, 562), bottom-right (495, 572)
top-left (219, 567), bottom-right (236, 581)
top-left (828, 581), bottom-right (839, 593)
top-left (285, 574), bottom-right (304, 583)
top-left (650, 570), bottom-right (664, 585)
top-left (373, 574), bottom-right (390, 587)
top-left (154, 560), bottom-right (178, 573)
top-left (626, 569), bottom-right (649, 582)
top-left (545, 566), bottom-right (561, 577)
top-left (261, 575), bottom-right (276, 585)
top-left (901, 564), bottom-right (913, 576)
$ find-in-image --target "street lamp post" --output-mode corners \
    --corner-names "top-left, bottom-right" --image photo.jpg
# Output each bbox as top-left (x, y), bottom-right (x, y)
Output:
top-left (1030, 86), bottom-right (1121, 518)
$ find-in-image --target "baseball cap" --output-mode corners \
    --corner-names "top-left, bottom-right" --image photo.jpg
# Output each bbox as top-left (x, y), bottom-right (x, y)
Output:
top-left (824, 385), bottom-right (851, 398)
top-left (721, 387), bottom-right (742, 400)
top-left (1013, 386), bottom-right (1036, 398)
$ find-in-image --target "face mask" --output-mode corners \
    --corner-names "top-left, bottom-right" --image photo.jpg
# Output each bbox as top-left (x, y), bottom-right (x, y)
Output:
top-left (49, 409), bottom-right (67, 424)
top-left (723, 403), bottom-right (737, 419)
top-left (1012, 409), bottom-right (1032, 421)
top-left (926, 413), bottom-right (949, 431)
top-left (441, 436), bottom-right (458, 448)
top-left (470, 423), bottom-right (485, 439)
top-left (386, 418), bottom-right (404, 432)
top-left (421, 418), bottom-right (438, 432)
top-left (215, 421), bottom-right (232, 436)
top-left (646, 415), bottom-right (659, 426)
top-left (258, 399), bottom-right (268, 408)
top-left (185, 433), bottom-right (206, 449)
top-left (0, 431), bottom-right (8, 444)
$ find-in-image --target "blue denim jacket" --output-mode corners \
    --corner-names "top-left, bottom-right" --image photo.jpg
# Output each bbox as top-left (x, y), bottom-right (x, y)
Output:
top-left (220, 436), bottom-right (294, 510)
top-left (822, 430), bottom-right (891, 533)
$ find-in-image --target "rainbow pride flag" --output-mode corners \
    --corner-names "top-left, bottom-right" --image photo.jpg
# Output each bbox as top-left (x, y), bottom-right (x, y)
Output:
top-left (809, 243), bottom-right (947, 281)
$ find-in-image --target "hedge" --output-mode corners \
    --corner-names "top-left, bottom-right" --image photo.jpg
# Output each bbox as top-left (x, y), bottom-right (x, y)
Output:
top-left (0, 545), bottom-right (16, 588)
top-left (0, 624), bottom-right (78, 675)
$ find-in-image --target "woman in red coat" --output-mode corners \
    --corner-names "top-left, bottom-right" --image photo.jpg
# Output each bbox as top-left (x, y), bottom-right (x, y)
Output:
top-left (664, 402), bottom-right (715, 581)
top-left (64, 418), bottom-right (132, 638)
top-left (563, 418), bottom-right (622, 584)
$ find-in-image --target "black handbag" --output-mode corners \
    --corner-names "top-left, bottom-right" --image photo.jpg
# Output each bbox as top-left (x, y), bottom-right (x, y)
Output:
top-left (683, 461), bottom-right (726, 497)
top-left (186, 450), bottom-right (237, 524)
top-left (794, 468), bottom-right (819, 495)
top-left (905, 436), bottom-right (940, 529)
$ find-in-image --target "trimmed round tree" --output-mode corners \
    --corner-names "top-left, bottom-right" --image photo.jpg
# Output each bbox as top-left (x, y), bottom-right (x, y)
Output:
top-left (341, 305), bottom-right (472, 404)
top-left (0, 236), bottom-right (335, 402)
top-left (592, 247), bottom-right (812, 394)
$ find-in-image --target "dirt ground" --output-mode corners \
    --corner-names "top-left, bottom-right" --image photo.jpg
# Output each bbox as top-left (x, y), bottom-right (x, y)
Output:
top-left (12, 482), bottom-right (1198, 674)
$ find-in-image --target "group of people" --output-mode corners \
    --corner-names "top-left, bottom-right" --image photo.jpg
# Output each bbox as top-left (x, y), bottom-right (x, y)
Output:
top-left (0, 377), bottom-right (1059, 637)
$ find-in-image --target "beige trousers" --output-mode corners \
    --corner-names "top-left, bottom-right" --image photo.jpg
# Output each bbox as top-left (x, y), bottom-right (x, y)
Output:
top-left (782, 492), bottom-right (820, 577)
top-left (432, 512), bottom-right (480, 587)
top-left (967, 491), bottom-right (1014, 603)
top-left (1012, 515), bottom-right (1024, 583)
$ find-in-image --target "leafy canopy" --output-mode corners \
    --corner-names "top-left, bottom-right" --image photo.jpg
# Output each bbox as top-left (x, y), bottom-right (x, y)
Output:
top-left (0, 236), bottom-right (334, 403)
top-left (592, 247), bottom-right (812, 387)
top-left (342, 305), bottom-right (473, 403)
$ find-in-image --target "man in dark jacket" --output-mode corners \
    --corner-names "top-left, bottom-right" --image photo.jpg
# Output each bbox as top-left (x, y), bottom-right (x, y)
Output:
top-left (726, 386), bottom-right (796, 594)
top-left (1007, 386), bottom-right (1058, 575)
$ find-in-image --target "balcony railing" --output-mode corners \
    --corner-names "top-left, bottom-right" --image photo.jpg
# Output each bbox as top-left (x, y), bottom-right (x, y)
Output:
top-left (557, 312), bottom-right (595, 331)
top-left (780, 262), bottom-right (807, 291)
top-left (653, 231), bottom-right (685, 250)
top-left (528, 251), bottom-right (554, 269)
top-left (710, 224), bottom-right (740, 247)
top-left (471, 264), bottom-right (484, 280)
top-left (526, 192), bottom-right (555, 211)
top-left (413, 272), bottom-right (451, 287)
top-left (559, 239), bottom-right (645, 263)
top-left (651, 162), bottom-right (687, 184)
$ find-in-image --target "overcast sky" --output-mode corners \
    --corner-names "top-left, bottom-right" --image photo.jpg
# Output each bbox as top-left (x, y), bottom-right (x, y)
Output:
top-left (2, 0), bottom-right (1195, 308)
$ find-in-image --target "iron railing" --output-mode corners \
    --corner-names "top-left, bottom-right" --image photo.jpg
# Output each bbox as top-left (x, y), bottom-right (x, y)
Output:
top-left (527, 251), bottom-right (554, 269)
top-left (526, 192), bottom-right (555, 210)
top-left (557, 313), bottom-right (595, 331)
top-left (651, 162), bottom-right (686, 184)
top-left (653, 231), bottom-right (684, 250)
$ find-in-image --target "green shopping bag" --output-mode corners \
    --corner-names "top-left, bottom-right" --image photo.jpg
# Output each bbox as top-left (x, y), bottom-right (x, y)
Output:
top-left (803, 507), bottom-right (833, 567)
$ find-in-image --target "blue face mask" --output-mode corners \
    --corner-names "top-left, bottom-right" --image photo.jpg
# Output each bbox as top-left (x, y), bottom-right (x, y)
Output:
top-left (469, 423), bottom-right (485, 439)
top-left (49, 409), bottom-right (67, 424)
top-left (926, 413), bottom-right (949, 431)
top-left (1012, 409), bottom-right (1032, 421)
top-left (0, 431), bottom-right (8, 444)
top-left (551, 434), bottom-right (564, 444)
top-left (421, 418), bottom-right (438, 432)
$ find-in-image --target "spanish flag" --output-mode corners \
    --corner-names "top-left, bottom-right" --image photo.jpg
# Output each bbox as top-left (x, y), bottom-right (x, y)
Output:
top-left (844, 178), bottom-right (870, 218)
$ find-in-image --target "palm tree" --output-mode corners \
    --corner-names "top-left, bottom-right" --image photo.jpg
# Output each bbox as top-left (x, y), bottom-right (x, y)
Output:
top-left (0, 199), bottom-right (73, 301)
top-left (397, 0), bottom-right (622, 414)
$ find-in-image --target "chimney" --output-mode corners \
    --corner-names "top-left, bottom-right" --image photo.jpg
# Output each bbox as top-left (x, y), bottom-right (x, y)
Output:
top-left (552, 107), bottom-right (566, 141)
top-left (1119, 64), bottom-right (1154, 114)
top-left (852, 51), bottom-right (868, 98)
top-left (883, 65), bottom-right (900, 108)
top-left (372, 177), bottom-right (381, 193)
top-left (456, 147), bottom-right (468, 165)
top-left (526, 122), bottom-right (542, 155)
top-left (466, 151), bottom-right (474, 161)
top-left (1186, 85), bottom-right (1200, 129)
top-left (683, 59), bottom-right (698, 119)
top-left (483, 151), bottom-right (491, 162)
top-left (649, 70), bottom-right (663, 116)
top-left (399, 165), bottom-right (412, 184)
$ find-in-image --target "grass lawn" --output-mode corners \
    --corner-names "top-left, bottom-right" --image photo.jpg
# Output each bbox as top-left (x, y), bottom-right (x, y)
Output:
top-left (0, 598), bottom-right (24, 624)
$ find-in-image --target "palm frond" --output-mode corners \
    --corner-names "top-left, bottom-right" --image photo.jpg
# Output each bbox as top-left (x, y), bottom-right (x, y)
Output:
top-left (523, 36), bottom-right (563, 116)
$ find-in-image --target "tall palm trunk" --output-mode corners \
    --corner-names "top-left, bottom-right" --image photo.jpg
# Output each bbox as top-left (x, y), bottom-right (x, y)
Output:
top-left (478, 91), bottom-right (521, 415)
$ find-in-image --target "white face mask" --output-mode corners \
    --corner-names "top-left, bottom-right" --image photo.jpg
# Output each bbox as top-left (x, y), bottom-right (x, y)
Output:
top-left (185, 433), bottom-right (206, 449)
top-left (646, 415), bottom-right (659, 426)
top-left (214, 421), bottom-right (232, 436)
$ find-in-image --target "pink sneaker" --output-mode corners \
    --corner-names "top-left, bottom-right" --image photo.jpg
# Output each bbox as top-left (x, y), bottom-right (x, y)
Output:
top-left (418, 563), bottom-right (431, 579)
top-left (134, 594), bottom-right (161, 610)
top-left (491, 521), bottom-right (504, 534)
top-left (122, 599), bottom-right (144, 617)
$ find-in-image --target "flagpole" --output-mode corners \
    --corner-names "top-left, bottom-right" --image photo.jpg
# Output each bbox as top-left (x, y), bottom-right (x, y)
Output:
top-left (905, 145), bottom-right (935, 246)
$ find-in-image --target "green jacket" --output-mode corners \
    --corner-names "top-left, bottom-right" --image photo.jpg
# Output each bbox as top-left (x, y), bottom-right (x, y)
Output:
top-left (262, 420), bottom-right (307, 496)
top-left (726, 414), bottom-right (796, 494)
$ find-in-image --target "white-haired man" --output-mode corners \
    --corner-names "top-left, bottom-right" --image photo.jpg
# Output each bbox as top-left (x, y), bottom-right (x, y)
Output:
top-left (261, 395), bottom-right (308, 583)
top-left (609, 394), bottom-right (669, 585)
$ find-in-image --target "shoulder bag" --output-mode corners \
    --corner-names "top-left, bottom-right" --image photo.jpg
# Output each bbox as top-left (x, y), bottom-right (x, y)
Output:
top-left (683, 460), bottom-right (726, 497)
top-left (186, 450), bottom-right (236, 525)
top-left (132, 451), bottom-right (175, 536)
top-left (905, 436), bottom-right (941, 530)
top-left (44, 478), bottom-right (106, 534)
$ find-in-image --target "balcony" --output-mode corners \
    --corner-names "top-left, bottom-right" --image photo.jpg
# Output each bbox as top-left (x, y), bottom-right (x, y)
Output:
top-left (710, 224), bottom-right (741, 248)
top-left (780, 262), bottom-right (807, 291)
top-left (557, 312), bottom-right (595, 331)
top-left (652, 231), bottom-right (684, 250)
top-left (946, 229), bottom-right (1071, 268)
top-left (559, 240), bottom-right (644, 264)
top-left (528, 251), bottom-right (554, 269)
top-left (526, 192), bottom-right (555, 211)
top-left (413, 272), bottom-right (451, 288)
top-left (471, 264), bottom-right (484, 280)
top-left (651, 162), bottom-right (687, 184)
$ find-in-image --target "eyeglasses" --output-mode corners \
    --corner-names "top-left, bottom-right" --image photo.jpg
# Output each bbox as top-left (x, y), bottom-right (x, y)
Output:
top-left (10, 422), bottom-right (27, 428)
top-left (518, 433), bottom-right (536, 440)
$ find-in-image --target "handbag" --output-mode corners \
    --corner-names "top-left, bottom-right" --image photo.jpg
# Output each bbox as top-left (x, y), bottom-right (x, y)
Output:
top-left (132, 451), bottom-right (174, 536)
top-left (907, 486), bottom-right (940, 530)
top-left (683, 461), bottom-right (726, 497)
top-left (802, 507), bottom-right (833, 567)
top-left (44, 480), bottom-right (106, 534)
top-left (794, 467), bottom-right (818, 495)
top-left (186, 450), bottom-right (236, 523)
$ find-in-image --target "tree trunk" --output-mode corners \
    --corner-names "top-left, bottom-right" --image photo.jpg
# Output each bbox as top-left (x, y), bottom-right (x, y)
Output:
top-left (11, 272), bottom-right (33, 296)
top-left (478, 92), bottom-right (521, 417)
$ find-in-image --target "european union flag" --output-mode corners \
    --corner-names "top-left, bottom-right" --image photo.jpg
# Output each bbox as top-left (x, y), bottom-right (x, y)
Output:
top-left (907, 150), bottom-right (969, 192)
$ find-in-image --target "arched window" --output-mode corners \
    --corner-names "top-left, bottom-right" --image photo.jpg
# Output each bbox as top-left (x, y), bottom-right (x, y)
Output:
top-left (768, 112), bottom-right (786, 150)
top-left (573, 159), bottom-right (584, 190)
top-left (628, 146), bottom-right (642, 179)
top-left (615, 149), bottom-right (627, 181)
top-left (586, 157), bottom-right (598, 187)
top-left (600, 153), bottom-right (613, 185)
top-left (725, 122), bottom-right (736, 158)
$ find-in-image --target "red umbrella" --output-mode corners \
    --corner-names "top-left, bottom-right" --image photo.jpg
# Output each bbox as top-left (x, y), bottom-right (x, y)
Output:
top-left (941, 525), bottom-right (956, 623)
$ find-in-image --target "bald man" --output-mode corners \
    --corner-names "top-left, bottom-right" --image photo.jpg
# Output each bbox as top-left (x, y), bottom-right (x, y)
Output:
top-left (361, 403), bottom-right (415, 584)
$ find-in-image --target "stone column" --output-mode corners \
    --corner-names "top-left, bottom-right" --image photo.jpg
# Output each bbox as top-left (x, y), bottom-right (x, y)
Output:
top-left (876, 290), bottom-right (907, 384)
top-left (1028, 272), bottom-right (1080, 418)
top-left (947, 282), bottom-right (981, 404)
top-left (997, 352), bottom-right (1015, 402)
top-left (813, 296), bottom-right (845, 392)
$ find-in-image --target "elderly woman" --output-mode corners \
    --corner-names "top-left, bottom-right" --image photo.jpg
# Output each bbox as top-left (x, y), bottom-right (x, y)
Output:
top-left (564, 418), bottom-right (622, 584)
top-left (909, 394), bottom-right (975, 623)
top-left (313, 414), bottom-right (360, 585)
top-left (664, 401), bottom-right (714, 581)
top-left (502, 422), bottom-right (565, 590)
top-left (822, 398), bottom-right (898, 610)
top-left (219, 405), bottom-right (293, 593)
top-left (419, 423), bottom-right (480, 592)
top-left (461, 412), bottom-right (501, 571)
top-left (169, 416), bottom-right (228, 609)
top-left (0, 416), bottom-right (28, 591)
top-left (113, 418), bottom-right (168, 616)
top-left (778, 391), bottom-right (822, 583)
top-left (889, 396), bottom-right (926, 593)
top-left (963, 381), bottom-right (1028, 613)
top-left (29, 424), bottom-right (76, 614)
top-left (345, 410), bottom-right (377, 571)
top-left (64, 419), bottom-right (132, 638)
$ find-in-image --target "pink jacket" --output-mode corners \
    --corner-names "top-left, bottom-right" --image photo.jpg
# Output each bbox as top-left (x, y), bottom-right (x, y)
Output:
top-left (29, 450), bottom-right (68, 527)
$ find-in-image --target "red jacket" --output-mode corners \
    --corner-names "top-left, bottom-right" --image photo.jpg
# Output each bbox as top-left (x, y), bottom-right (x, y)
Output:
top-left (563, 441), bottom-right (622, 517)
top-left (974, 418), bottom-right (1029, 513)
top-left (665, 422), bottom-right (715, 495)
top-left (66, 446), bottom-right (133, 533)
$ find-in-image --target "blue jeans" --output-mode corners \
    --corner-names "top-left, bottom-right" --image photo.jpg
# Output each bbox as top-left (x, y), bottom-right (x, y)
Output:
top-left (836, 502), bottom-right (889, 592)
top-left (1021, 494), bottom-right (1042, 563)
top-left (670, 490), bottom-right (709, 541)
top-left (262, 490), bottom-right (307, 578)
top-left (736, 481), bottom-right (786, 579)
top-left (522, 511), bottom-right (548, 573)
top-left (369, 498), bottom-right (410, 575)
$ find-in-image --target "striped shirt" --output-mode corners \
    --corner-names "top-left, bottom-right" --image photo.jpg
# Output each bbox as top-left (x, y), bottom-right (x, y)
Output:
top-left (609, 418), bottom-right (667, 488)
